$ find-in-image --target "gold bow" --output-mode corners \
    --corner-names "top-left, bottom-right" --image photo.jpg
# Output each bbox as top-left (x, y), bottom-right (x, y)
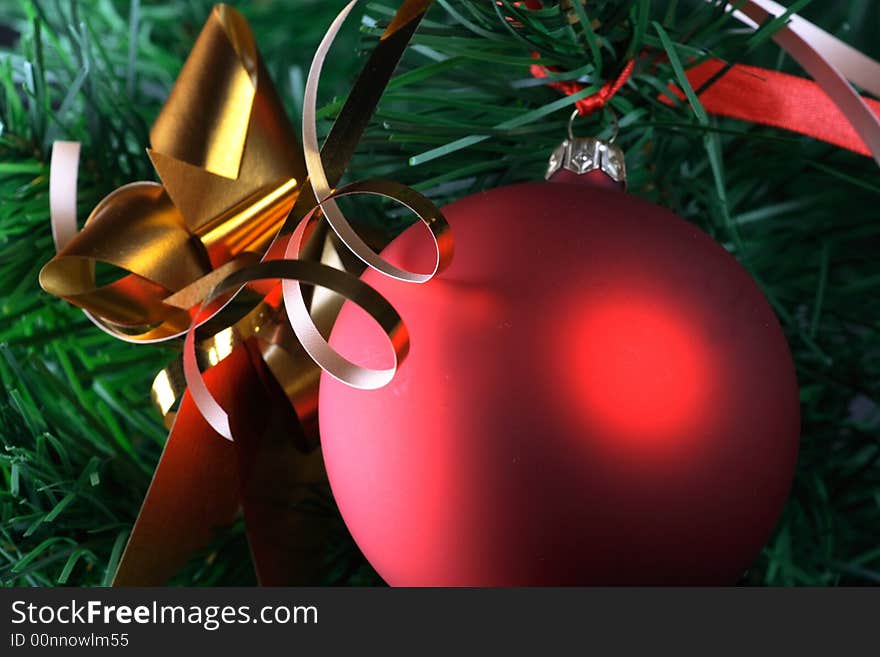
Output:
top-left (40, 5), bottom-right (305, 342)
top-left (38, 1), bottom-right (449, 585)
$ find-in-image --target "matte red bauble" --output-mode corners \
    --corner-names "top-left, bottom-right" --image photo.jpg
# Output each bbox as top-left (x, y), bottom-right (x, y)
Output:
top-left (318, 157), bottom-right (799, 585)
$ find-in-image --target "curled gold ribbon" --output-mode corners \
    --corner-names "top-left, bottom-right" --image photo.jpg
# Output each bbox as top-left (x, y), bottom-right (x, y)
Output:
top-left (299, 1), bottom-right (453, 285)
top-left (181, 0), bottom-right (452, 439)
top-left (40, 1), bottom-right (449, 442)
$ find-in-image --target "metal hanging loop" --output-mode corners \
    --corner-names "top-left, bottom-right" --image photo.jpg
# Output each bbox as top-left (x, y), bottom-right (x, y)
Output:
top-left (567, 107), bottom-right (619, 143)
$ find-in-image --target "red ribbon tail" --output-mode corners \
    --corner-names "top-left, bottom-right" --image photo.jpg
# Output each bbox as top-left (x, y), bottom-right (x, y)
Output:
top-left (232, 341), bottom-right (332, 586)
top-left (664, 60), bottom-right (880, 157)
top-left (113, 341), bottom-right (331, 586)
top-left (112, 347), bottom-right (250, 586)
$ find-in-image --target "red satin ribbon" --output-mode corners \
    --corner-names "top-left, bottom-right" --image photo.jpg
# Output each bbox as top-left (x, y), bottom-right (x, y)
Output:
top-left (527, 5), bottom-right (880, 159)
top-left (114, 338), bottom-right (330, 586)
top-left (531, 53), bottom-right (880, 157)
top-left (531, 57), bottom-right (635, 118)
top-left (664, 60), bottom-right (880, 157)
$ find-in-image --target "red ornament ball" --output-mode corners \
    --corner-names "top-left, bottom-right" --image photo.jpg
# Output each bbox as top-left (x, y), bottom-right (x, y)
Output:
top-left (318, 178), bottom-right (800, 585)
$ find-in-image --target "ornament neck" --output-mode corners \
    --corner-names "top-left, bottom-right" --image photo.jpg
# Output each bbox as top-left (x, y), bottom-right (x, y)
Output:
top-left (545, 136), bottom-right (626, 191)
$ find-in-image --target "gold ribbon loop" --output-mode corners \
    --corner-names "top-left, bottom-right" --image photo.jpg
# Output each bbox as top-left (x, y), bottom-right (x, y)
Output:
top-left (40, 4), bottom-right (307, 343)
top-left (39, 180), bottom-right (211, 338)
top-left (184, 254), bottom-right (407, 440)
top-left (150, 5), bottom-right (258, 181)
top-left (301, 0), bottom-right (453, 284)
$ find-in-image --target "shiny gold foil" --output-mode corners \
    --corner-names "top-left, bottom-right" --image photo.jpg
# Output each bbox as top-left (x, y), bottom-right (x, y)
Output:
top-left (40, 4), bottom-right (305, 343)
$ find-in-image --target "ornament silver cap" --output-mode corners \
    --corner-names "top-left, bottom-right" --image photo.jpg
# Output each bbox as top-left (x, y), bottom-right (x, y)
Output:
top-left (545, 137), bottom-right (626, 184)
top-left (545, 109), bottom-right (626, 185)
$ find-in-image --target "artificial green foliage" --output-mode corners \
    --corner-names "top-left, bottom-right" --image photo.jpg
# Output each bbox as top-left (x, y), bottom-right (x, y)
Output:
top-left (1, 0), bottom-right (878, 586)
